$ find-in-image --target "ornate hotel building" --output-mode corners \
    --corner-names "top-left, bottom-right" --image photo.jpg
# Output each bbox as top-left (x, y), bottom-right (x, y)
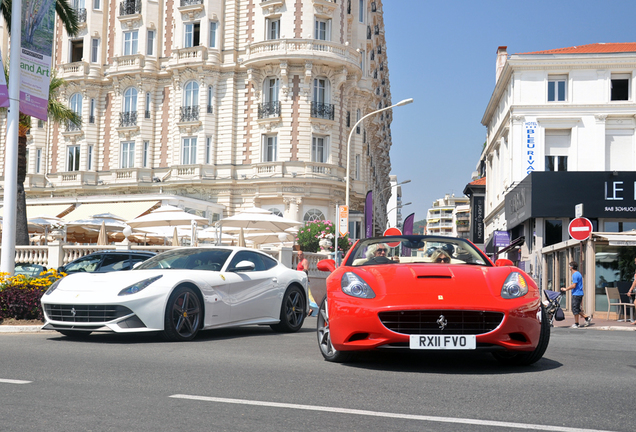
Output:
top-left (0, 0), bottom-right (394, 230)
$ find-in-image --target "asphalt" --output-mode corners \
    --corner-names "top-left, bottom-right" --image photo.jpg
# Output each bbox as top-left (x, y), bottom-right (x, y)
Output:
top-left (1, 313), bottom-right (634, 333)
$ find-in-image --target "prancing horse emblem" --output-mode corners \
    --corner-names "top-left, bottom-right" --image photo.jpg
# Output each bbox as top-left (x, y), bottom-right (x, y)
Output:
top-left (71, 307), bottom-right (77, 317)
top-left (437, 315), bottom-right (447, 330)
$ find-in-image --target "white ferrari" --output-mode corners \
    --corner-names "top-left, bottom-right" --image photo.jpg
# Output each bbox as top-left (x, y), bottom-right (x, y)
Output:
top-left (41, 247), bottom-right (309, 341)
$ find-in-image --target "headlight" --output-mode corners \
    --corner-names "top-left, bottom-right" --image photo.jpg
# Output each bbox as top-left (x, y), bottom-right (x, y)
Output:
top-left (341, 272), bottom-right (375, 299)
top-left (501, 272), bottom-right (529, 299)
top-left (44, 279), bottom-right (62, 296)
top-left (118, 275), bottom-right (163, 296)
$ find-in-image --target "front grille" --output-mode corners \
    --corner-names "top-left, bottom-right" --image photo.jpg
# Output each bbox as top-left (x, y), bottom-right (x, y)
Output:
top-left (45, 304), bottom-right (133, 323)
top-left (378, 310), bottom-right (504, 335)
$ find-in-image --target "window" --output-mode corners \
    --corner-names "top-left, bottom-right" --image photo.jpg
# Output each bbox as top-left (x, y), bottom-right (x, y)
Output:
top-left (312, 136), bottom-right (328, 163)
top-left (35, 149), bottom-right (42, 174)
top-left (545, 129), bottom-right (570, 172)
top-left (143, 141), bottom-right (149, 167)
top-left (184, 81), bottom-right (199, 107)
top-left (266, 18), bottom-right (280, 40)
top-left (123, 31), bottom-right (138, 55)
top-left (262, 135), bottom-right (277, 162)
top-left (91, 38), bottom-right (99, 63)
top-left (355, 154), bottom-right (360, 180)
top-left (269, 208), bottom-right (283, 217)
top-left (67, 145), bottom-right (80, 171)
top-left (605, 130), bottom-right (634, 171)
top-left (89, 98), bottom-right (95, 123)
top-left (93, 0), bottom-right (100, 9)
top-left (314, 78), bottom-right (328, 103)
top-left (207, 85), bottom-right (213, 113)
top-left (70, 93), bottom-right (82, 116)
top-left (182, 137), bottom-right (197, 164)
top-left (184, 22), bottom-right (200, 48)
top-left (304, 209), bottom-right (325, 222)
top-left (544, 220), bottom-right (563, 247)
top-left (359, 0), bottom-right (365, 23)
top-left (611, 73), bottom-right (630, 101)
top-left (209, 21), bottom-right (218, 47)
top-left (356, 109), bottom-right (361, 134)
top-left (360, 49), bottom-right (365, 75)
top-left (547, 75), bottom-right (566, 102)
top-left (315, 18), bottom-right (331, 41)
top-left (121, 141), bottom-right (135, 168)
top-left (124, 87), bottom-right (137, 113)
top-left (205, 137), bottom-right (211, 164)
top-left (69, 39), bottom-right (83, 63)
top-left (266, 78), bottom-right (279, 103)
top-left (87, 145), bottom-right (93, 170)
top-left (147, 30), bottom-right (155, 56)
top-left (145, 92), bottom-right (151, 118)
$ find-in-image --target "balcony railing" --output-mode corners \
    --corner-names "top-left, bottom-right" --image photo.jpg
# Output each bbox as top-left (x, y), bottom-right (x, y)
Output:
top-left (207, 105), bottom-right (213, 114)
top-left (119, 111), bottom-right (137, 127)
top-left (65, 120), bottom-right (81, 132)
top-left (75, 7), bottom-right (87, 23)
top-left (180, 105), bottom-right (199, 122)
top-left (310, 102), bottom-right (335, 120)
top-left (258, 101), bottom-right (281, 118)
top-left (180, 0), bottom-right (203, 5)
top-left (119, 0), bottom-right (141, 16)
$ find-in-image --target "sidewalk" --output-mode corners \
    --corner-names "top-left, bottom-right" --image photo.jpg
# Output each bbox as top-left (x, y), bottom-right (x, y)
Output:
top-left (554, 313), bottom-right (636, 331)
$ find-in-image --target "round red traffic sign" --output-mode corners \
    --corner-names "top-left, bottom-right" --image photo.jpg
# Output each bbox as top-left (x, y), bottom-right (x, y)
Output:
top-left (383, 227), bottom-right (402, 247)
top-left (568, 217), bottom-right (593, 241)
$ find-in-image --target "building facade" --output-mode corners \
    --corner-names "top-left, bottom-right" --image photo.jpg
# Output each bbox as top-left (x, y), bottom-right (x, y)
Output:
top-left (424, 194), bottom-right (469, 237)
top-left (480, 43), bottom-right (636, 317)
top-left (0, 0), bottom-right (394, 227)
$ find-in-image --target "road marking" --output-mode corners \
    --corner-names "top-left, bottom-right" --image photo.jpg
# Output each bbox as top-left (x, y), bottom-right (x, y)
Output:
top-left (169, 394), bottom-right (614, 432)
top-left (0, 379), bottom-right (31, 384)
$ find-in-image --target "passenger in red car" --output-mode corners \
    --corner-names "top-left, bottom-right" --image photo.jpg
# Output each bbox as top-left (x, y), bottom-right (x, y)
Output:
top-left (431, 249), bottom-right (451, 263)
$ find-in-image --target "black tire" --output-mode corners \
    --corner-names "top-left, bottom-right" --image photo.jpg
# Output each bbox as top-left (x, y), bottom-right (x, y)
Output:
top-left (492, 305), bottom-right (551, 366)
top-left (316, 296), bottom-right (355, 363)
top-left (161, 286), bottom-right (202, 341)
top-left (270, 285), bottom-right (306, 333)
top-left (58, 330), bottom-right (92, 338)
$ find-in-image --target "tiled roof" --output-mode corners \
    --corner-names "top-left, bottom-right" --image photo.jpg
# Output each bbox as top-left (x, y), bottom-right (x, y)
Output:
top-left (469, 177), bottom-right (486, 186)
top-left (520, 42), bottom-right (636, 55)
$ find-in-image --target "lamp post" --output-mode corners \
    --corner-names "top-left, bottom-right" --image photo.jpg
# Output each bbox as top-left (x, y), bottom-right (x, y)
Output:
top-left (386, 202), bottom-right (412, 229)
top-left (345, 98), bottom-right (413, 211)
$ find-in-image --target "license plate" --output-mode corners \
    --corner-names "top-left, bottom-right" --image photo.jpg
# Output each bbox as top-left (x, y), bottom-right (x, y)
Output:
top-left (409, 335), bottom-right (476, 350)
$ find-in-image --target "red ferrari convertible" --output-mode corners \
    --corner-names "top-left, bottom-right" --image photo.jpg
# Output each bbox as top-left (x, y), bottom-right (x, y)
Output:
top-left (316, 235), bottom-right (549, 365)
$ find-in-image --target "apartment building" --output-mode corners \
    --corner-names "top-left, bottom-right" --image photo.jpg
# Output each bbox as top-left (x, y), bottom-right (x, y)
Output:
top-left (0, 0), bottom-right (394, 225)
top-left (425, 194), bottom-right (469, 237)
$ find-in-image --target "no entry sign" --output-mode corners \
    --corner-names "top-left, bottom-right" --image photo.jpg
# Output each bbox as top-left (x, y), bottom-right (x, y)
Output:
top-left (383, 227), bottom-right (402, 247)
top-left (568, 217), bottom-right (593, 241)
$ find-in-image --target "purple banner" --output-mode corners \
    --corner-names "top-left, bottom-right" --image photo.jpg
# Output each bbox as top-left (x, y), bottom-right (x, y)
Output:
top-left (494, 230), bottom-right (511, 247)
top-left (0, 48), bottom-right (8, 107)
top-left (364, 190), bottom-right (373, 238)
top-left (402, 212), bottom-right (415, 257)
top-left (20, 0), bottom-right (56, 121)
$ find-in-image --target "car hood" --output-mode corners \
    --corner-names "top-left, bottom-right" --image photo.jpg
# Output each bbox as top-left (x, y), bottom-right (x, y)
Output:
top-left (55, 270), bottom-right (183, 293)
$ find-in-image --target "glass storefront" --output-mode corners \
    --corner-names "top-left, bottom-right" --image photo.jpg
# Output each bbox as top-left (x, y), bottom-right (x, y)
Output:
top-left (594, 245), bottom-right (636, 313)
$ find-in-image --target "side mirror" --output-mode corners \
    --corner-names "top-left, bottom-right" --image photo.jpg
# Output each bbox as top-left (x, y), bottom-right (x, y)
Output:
top-left (317, 259), bottom-right (336, 273)
top-left (132, 261), bottom-right (144, 269)
top-left (57, 266), bottom-right (65, 273)
top-left (231, 260), bottom-right (256, 272)
top-left (495, 258), bottom-right (514, 267)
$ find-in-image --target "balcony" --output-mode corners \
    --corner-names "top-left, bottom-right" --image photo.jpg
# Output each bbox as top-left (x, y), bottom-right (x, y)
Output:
top-left (65, 120), bottom-right (82, 133)
top-left (258, 101), bottom-right (281, 119)
top-left (167, 46), bottom-right (211, 69)
top-left (110, 54), bottom-right (146, 75)
top-left (120, 0), bottom-right (141, 16)
top-left (119, 111), bottom-right (138, 127)
top-left (310, 102), bottom-right (335, 120)
top-left (75, 7), bottom-right (87, 26)
top-left (243, 39), bottom-right (359, 69)
top-left (180, 106), bottom-right (199, 122)
top-left (59, 61), bottom-right (89, 79)
top-left (178, 0), bottom-right (204, 20)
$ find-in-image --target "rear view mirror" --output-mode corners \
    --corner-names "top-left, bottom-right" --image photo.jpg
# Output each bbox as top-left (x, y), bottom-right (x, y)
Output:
top-left (317, 259), bottom-right (336, 273)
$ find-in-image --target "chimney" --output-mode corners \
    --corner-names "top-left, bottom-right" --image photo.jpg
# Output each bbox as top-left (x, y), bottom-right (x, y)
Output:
top-left (496, 46), bottom-right (507, 83)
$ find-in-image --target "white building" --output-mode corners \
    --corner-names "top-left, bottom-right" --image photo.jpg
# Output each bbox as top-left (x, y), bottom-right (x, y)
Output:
top-left (480, 43), bottom-right (636, 316)
top-left (0, 0), bottom-right (395, 229)
top-left (385, 175), bottom-right (405, 229)
top-left (425, 194), bottom-right (469, 237)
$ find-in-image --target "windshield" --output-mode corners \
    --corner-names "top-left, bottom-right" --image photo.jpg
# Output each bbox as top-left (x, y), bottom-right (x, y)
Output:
top-left (346, 235), bottom-right (490, 267)
top-left (136, 248), bottom-right (232, 271)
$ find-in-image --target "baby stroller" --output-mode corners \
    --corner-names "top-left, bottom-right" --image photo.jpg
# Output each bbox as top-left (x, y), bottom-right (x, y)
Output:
top-left (543, 289), bottom-right (565, 327)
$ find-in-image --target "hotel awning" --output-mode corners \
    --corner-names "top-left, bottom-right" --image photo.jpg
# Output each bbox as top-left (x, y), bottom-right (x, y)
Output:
top-left (62, 201), bottom-right (161, 222)
top-left (0, 204), bottom-right (75, 219)
top-left (592, 232), bottom-right (636, 246)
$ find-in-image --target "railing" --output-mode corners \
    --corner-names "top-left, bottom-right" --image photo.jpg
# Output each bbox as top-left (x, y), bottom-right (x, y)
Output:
top-left (207, 105), bottom-right (213, 114)
top-left (310, 102), bottom-right (335, 120)
top-left (119, 0), bottom-right (141, 16)
top-left (180, 105), bottom-right (200, 122)
top-left (245, 39), bottom-right (359, 67)
top-left (180, 0), bottom-right (203, 5)
top-left (66, 120), bottom-right (81, 132)
top-left (258, 101), bottom-right (281, 118)
top-left (75, 7), bottom-right (87, 23)
top-left (119, 111), bottom-right (137, 127)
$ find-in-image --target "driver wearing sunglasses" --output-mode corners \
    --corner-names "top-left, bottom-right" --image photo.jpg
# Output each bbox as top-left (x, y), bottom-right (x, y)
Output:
top-left (431, 249), bottom-right (451, 264)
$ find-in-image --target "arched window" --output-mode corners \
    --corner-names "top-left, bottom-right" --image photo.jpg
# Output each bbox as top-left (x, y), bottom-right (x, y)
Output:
top-left (124, 87), bottom-right (138, 113)
top-left (69, 93), bottom-right (82, 115)
top-left (269, 208), bottom-right (283, 217)
top-left (304, 209), bottom-right (325, 222)
top-left (183, 81), bottom-right (199, 107)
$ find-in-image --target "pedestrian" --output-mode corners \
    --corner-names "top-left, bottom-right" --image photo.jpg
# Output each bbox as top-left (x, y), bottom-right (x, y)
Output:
top-left (561, 261), bottom-right (592, 328)
top-left (297, 250), bottom-right (314, 316)
top-left (625, 257), bottom-right (636, 325)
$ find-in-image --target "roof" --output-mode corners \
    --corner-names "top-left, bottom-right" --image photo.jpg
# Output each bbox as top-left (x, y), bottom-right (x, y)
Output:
top-left (469, 177), bottom-right (486, 186)
top-left (519, 42), bottom-right (636, 55)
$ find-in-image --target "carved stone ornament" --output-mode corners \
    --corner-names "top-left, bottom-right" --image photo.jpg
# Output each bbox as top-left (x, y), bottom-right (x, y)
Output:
top-left (595, 114), bottom-right (608, 122)
top-left (511, 115), bottom-right (525, 123)
top-left (259, 120), bottom-right (282, 132)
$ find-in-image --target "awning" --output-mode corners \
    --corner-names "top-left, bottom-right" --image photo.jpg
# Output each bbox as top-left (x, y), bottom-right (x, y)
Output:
top-left (427, 219), bottom-right (439, 223)
top-left (0, 204), bottom-right (75, 219)
top-left (62, 201), bottom-right (161, 222)
top-left (592, 232), bottom-right (636, 246)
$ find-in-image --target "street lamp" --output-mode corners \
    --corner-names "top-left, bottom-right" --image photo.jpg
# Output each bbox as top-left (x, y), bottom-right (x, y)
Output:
top-left (345, 98), bottom-right (414, 211)
top-left (386, 202), bottom-right (412, 229)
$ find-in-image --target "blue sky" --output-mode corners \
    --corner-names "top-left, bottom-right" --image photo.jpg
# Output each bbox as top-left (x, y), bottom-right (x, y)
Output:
top-left (383, 0), bottom-right (636, 221)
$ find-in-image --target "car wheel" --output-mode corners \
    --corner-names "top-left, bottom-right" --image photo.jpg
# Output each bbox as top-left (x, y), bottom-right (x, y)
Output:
top-left (316, 296), bottom-right (355, 363)
top-left (492, 305), bottom-right (551, 366)
top-left (58, 330), bottom-right (92, 338)
top-left (270, 285), bottom-right (305, 333)
top-left (161, 286), bottom-right (202, 342)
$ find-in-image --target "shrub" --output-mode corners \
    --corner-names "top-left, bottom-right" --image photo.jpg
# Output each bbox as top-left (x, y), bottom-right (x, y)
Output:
top-left (0, 269), bottom-right (64, 321)
top-left (296, 220), bottom-right (352, 254)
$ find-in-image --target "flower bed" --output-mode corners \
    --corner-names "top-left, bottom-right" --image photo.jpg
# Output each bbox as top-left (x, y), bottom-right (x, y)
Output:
top-left (0, 270), bottom-right (64, 321)
top-left (296, 220), bottom-right (352, 254)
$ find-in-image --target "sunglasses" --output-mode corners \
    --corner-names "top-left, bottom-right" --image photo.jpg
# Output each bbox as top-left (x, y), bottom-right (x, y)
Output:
top-left (436, 258), bottom-right (450, 263)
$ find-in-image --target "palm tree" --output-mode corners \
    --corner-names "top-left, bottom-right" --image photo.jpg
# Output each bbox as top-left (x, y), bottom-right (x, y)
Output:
top-left (1, 1), bottom-right (80, 245)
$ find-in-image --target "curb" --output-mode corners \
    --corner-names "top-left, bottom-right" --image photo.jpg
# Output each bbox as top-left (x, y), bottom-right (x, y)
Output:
top-left (0, 326), bottom-right (44, 333)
